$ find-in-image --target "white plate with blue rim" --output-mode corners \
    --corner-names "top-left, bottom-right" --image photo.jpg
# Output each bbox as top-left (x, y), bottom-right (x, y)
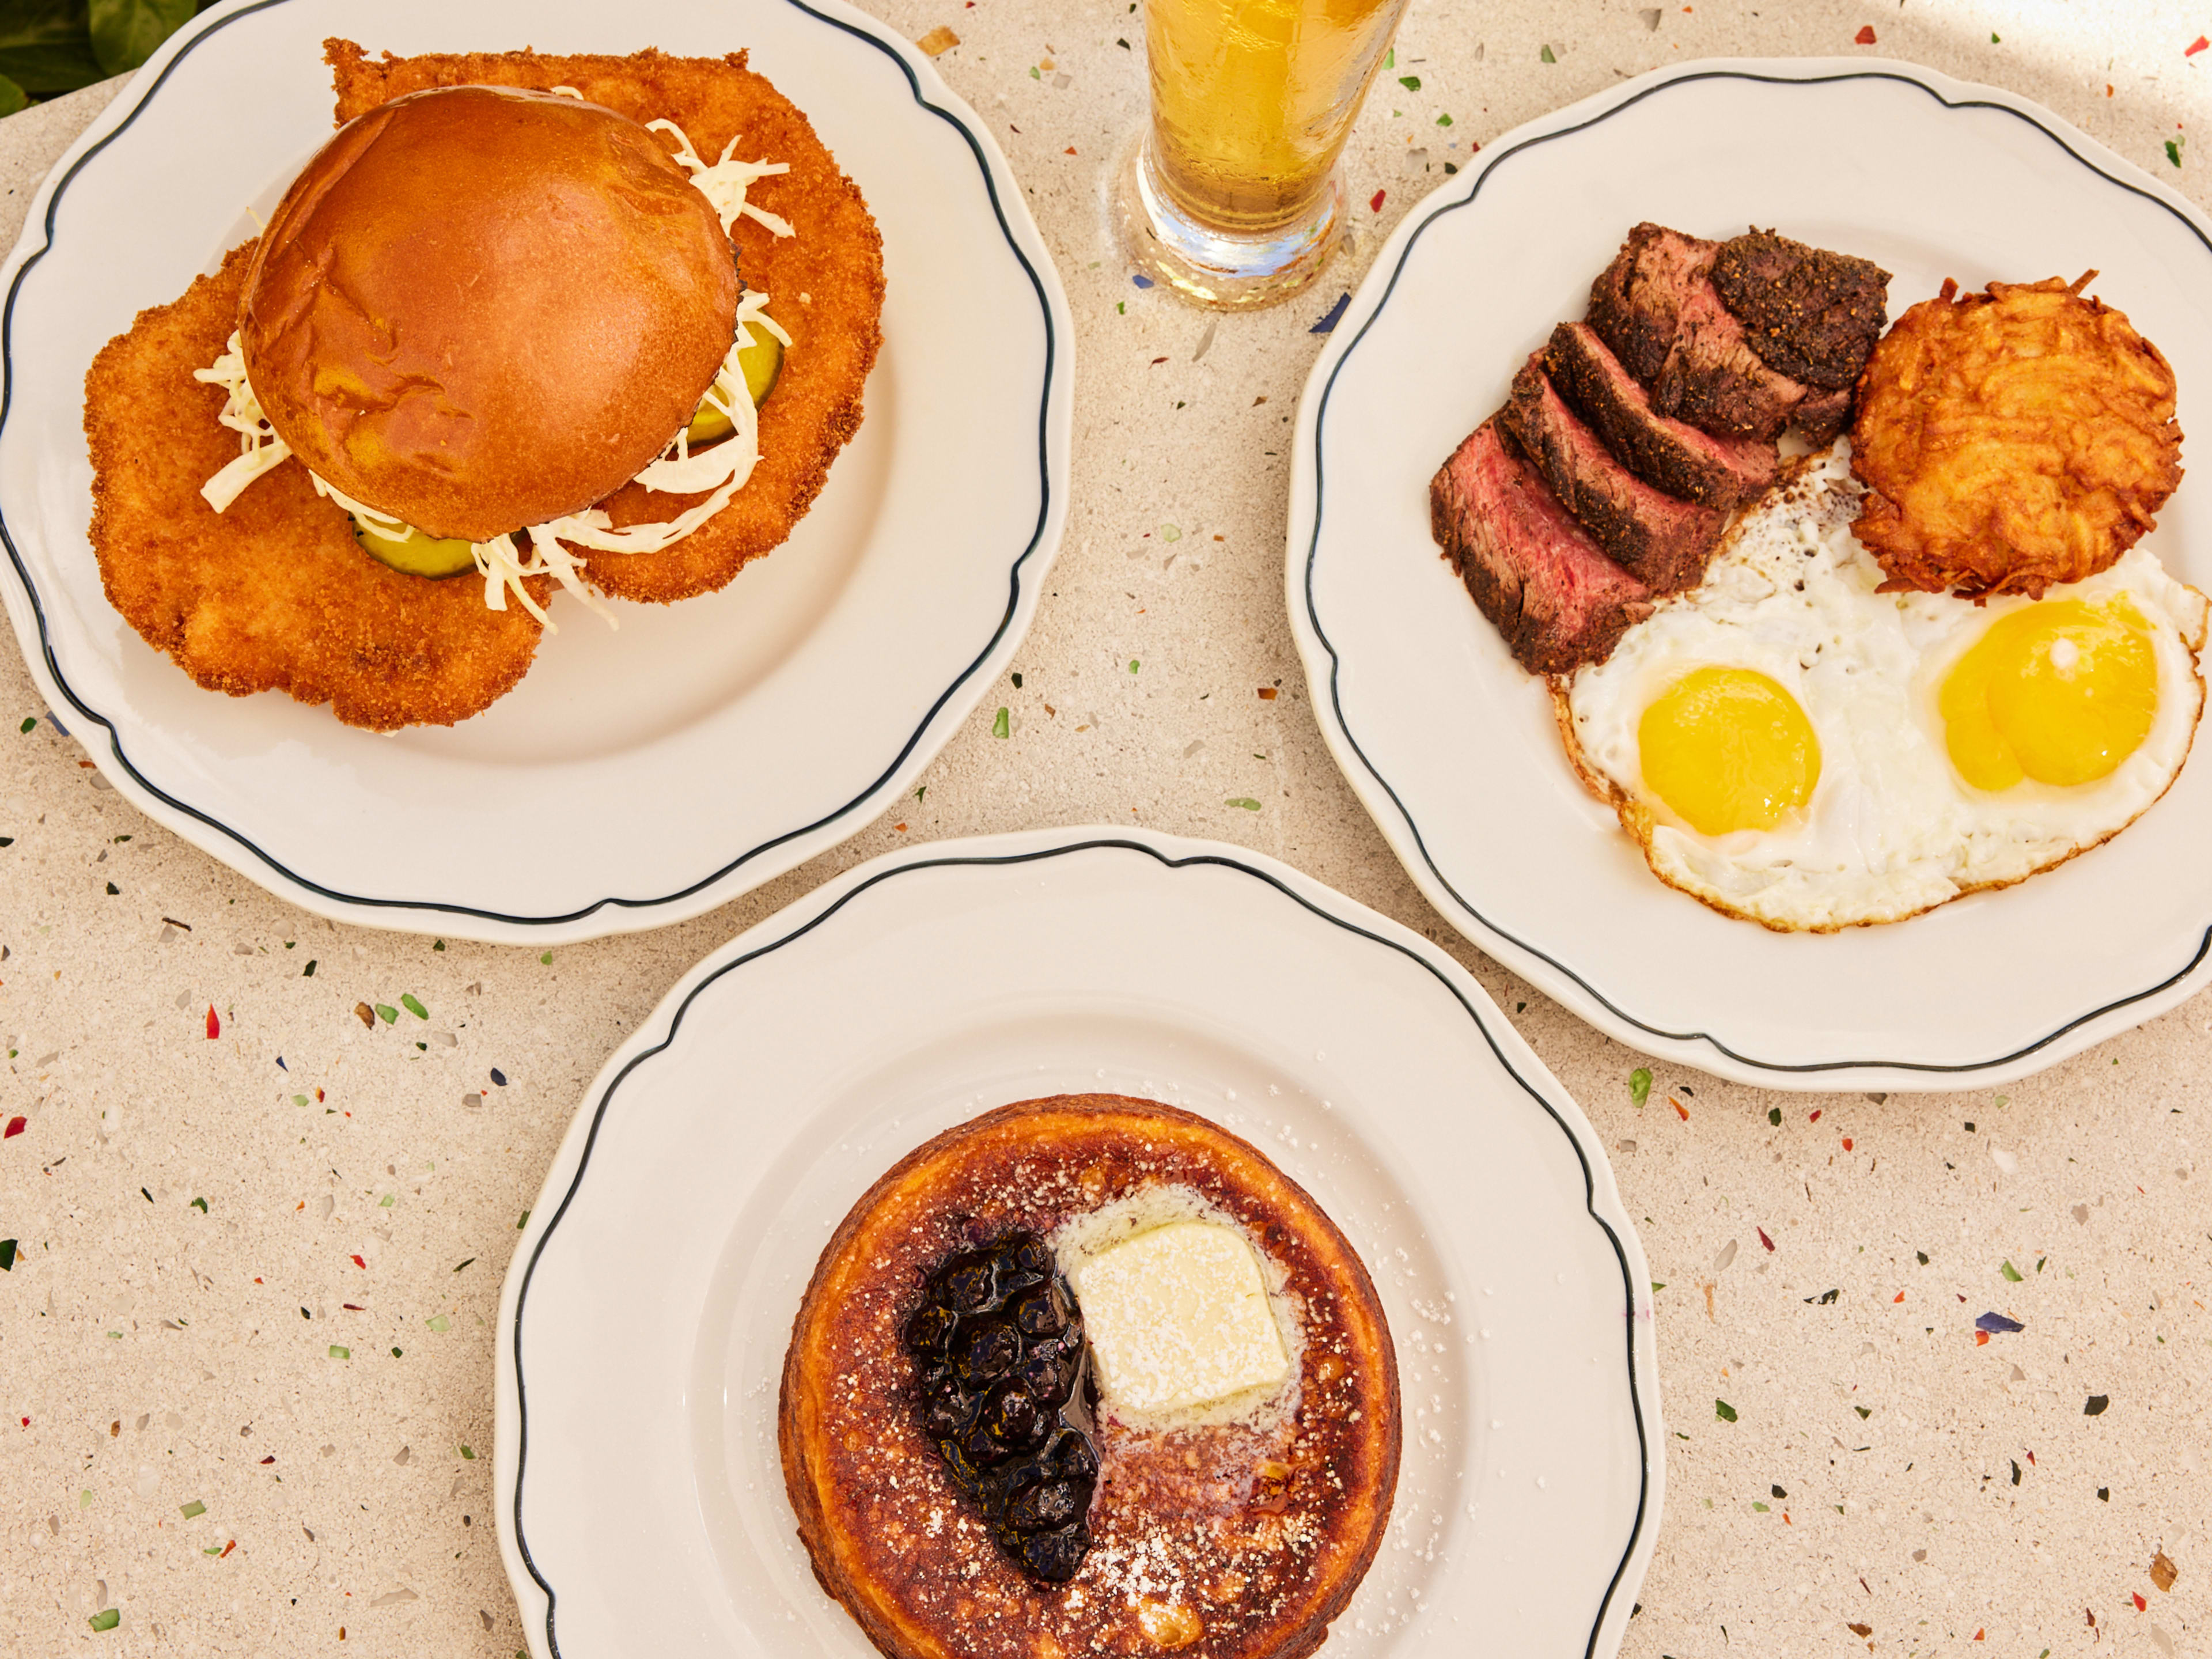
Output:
top-left (1287, 58), bottom-right (2212, 1091)
top-left (0, 0), bottom-right (1070, 943)
top-left (495, 825), bottom-right (1662, 1659)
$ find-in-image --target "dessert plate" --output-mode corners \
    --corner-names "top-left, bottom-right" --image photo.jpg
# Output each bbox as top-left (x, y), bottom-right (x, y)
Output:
top-left (1288, 58), bottom-right (2212, 1089)
top-left (497, 827), bottom-right (1661, 1659)
top-left (0, 0), bottom-right (1070, 942)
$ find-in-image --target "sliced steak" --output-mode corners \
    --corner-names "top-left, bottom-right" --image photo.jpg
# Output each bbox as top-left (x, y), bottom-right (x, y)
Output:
top-left (1648, 280), bottom-right (1808, 442)
top-left (1588, 221), bottom-right (1858, 445)
top-left (1543, 321), bottom-right (1778, 509)
top-left (1500, 354), bottom-right (1725, 593)
top-left (1587, 221), bottom-right (1715, 383)
top-left (1790, 385), bottom-right (1854, 448)
top-left (1430, 418), bottom-right (1652, 675)
top-left (1710, 228), bottom-right (1889, 391)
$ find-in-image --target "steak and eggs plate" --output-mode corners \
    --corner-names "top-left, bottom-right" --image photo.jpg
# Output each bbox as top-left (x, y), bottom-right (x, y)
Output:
top-left (1430, 223), bottom-right (2197, 932)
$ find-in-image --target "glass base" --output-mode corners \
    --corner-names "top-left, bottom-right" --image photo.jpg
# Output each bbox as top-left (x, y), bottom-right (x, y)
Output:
top-left (1112, 132), bottom-right (1343, 311)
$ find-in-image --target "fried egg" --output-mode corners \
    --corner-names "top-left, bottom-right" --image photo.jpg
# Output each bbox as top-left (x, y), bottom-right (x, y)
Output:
top-left (1559, 445), bottom-right (2209, 930)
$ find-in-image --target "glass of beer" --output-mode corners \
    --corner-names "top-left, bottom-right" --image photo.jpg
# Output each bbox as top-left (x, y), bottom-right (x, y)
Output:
top-left (1115, 0), bottom-right (1412, 309)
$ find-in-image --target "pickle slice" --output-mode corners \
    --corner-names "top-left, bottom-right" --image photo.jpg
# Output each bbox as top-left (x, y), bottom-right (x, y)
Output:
top-left (685, 331), bottom-right (785, 445)
top-left (354, 522), bottom-right (476, 579)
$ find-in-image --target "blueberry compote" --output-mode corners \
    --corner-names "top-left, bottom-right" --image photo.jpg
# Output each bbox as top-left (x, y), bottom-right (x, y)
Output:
top-left (904, 1232), bottom-right (1097, 1582)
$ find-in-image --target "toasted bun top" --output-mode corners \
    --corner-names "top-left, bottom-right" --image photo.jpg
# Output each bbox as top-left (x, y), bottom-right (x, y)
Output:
top-left (240, 85), bottom-right (737, 543)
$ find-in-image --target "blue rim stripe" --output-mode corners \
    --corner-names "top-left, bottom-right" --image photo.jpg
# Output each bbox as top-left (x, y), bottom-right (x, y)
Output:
top-left (508, 836), bottom-right (1657, 1659)
top-left (1302, 65), bottom-right (2212, 1077)
top-left (0, 0), bottom-right (1060, 930)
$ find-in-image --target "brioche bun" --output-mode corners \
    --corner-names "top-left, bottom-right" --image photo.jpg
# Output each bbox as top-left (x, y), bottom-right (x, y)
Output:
top-left (239, 84), bottom-right (736, 544)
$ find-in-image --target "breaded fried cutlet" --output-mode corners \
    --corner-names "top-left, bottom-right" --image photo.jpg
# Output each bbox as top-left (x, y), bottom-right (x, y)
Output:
top-left (84, 243), bottom-right (551, 732)
top-left (325, 40), bottom-right (887, 606)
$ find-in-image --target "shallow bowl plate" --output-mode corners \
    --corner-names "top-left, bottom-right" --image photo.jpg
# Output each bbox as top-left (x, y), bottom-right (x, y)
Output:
top-left (1288, 59), bottom-right (2212, 1089)
top-left (0, 0), bottom-right (1070, 942)
top-left (495, 827), bottom-right (1661, 1659)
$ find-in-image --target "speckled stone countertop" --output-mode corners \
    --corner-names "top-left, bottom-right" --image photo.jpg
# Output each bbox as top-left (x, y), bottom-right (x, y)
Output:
top-left (3, 3), bottom-right (2209, 1655)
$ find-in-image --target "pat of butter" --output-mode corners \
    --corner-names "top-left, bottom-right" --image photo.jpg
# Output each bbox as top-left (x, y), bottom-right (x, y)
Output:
top-left (1073, 1221), bottom-right (1288, 1415)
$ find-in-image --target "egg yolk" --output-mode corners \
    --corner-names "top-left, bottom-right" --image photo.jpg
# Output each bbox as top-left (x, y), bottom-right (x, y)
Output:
top-left (1940, 597), bottom-right (2158, 791)
top-left (1638, 666), bottom-right (1822, 836)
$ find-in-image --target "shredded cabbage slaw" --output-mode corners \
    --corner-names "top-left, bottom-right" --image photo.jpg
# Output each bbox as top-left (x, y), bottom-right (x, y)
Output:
top-left (195, 115), bottom-right (796, 633)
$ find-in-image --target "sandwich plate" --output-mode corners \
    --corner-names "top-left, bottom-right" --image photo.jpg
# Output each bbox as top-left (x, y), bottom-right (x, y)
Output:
top-left (497, 827), bottom-right (1661, 1659)
top-left (1287, 58), bottom-right (2212, 1090)
top-left (0, 0), bottom-right (1071, 942)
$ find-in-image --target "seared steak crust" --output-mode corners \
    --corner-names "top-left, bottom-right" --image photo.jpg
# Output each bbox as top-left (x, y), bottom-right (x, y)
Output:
top-left (1588, 221), bottom-right (1865, 444)
top-left (1543, 321), bottom-right (1778, 509)
top-left (1430, 418), bottom-right (1652, 674)
top-left (1501, 354), bottom-right (1724, 593)
top-left (1710, 228), bottom-right (1889, 392)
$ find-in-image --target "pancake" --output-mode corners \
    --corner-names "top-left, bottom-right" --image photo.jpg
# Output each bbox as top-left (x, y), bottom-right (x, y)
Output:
top-left (780, 1094), bottom-right (1400, 1659)
top-left (325, 41), bottom-right (887, 605)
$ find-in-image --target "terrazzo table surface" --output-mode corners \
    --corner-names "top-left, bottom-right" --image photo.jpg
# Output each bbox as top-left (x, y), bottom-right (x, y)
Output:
top-left (4, 3), bottom-right (2210, 1654)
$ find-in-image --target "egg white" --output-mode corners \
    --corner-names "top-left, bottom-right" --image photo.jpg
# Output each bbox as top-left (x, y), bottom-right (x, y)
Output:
top-left (1558, 445), bottom-right (2209, 931)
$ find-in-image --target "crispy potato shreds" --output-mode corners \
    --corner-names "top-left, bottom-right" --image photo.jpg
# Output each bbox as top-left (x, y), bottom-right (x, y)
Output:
top-left (1850, 274), bottom-right (2183, 600)
top-left (84, 244), bottom-right (549, 731)
top-left (325, 40), bottom-right (886, 605)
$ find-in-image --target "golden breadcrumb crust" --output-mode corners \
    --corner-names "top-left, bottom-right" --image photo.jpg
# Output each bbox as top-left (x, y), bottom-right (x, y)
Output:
top-left (1851, 274), bottom-right (2183, 600)
top-left (325, 40), bottom-right (887, 604)
top-left (83, 241), bottom-right (549, 731)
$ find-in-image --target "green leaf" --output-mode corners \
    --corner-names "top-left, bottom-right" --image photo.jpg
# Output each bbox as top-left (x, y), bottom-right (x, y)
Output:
top-left (516, 1210), bottom-right (530, 1230)
top-left (1628, 1067), bottom-right (1652, 1108)
top-left (17, 716), bottom-right (34, 733)
top-left (1435, 112), bottom-right (1453, 127)
top-left (88, 1608), bottom-right (119, 1632)
top-left (88, 0), bottom-right (194, 76)
top-left (2168, 138), bottom-right (2184, 169)
top-left (1714, 1398), bottom-right (1738, 1422)
top-left (302, 959), bottom-right (316, 977)
top-left (1128, 658), bottom-right (1140, 673)
top-left (991, 706), bottom-right (1010, 738)
top-left (1226, 797), bottom-right (1262, 811)
top-left (460, 1444), bottom-right (476, 1460)
top-left (374, 1004), bottom-right (398, 1024)
top-left (0, 73), bottom-right (25, 117)
top-left (190, 1197), bottom-right (206, 1213)
top-left (0, 1238), bottom-right (14, 1271)
top-left (1384, 47), bottom-right (1392, 69)
top-left (426, 1314), bottom-right (449, 1332)
top-left (539, 951), bottom-right (552, 965)
top-left (1855, 1404), bottom-right (1872, 1419)
top-left (1751, 1500), bottom-right (1769, 1511)
top-left (1650, 1280), bottom-right (1666, 1291)
top-left (400, 993), bottom-right (427, 1020)
top-left (433, 939), bottom-right (445, 951)
top-left (1767, 1106), bottom-right (1781, 1126)
top-left (1398, 74), bottom-right (1420, 90)
top-left (328, 1345), bottom-right (350, 1360)
top-left (179, 1499), bottom-right (205, 1518)
top-left (2000, 1259), bottom-right (2024, 1282)
top-left (1539, 44), bottom-right (1556, 63)
top-left (0, 0), bottom-right (104, 96)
